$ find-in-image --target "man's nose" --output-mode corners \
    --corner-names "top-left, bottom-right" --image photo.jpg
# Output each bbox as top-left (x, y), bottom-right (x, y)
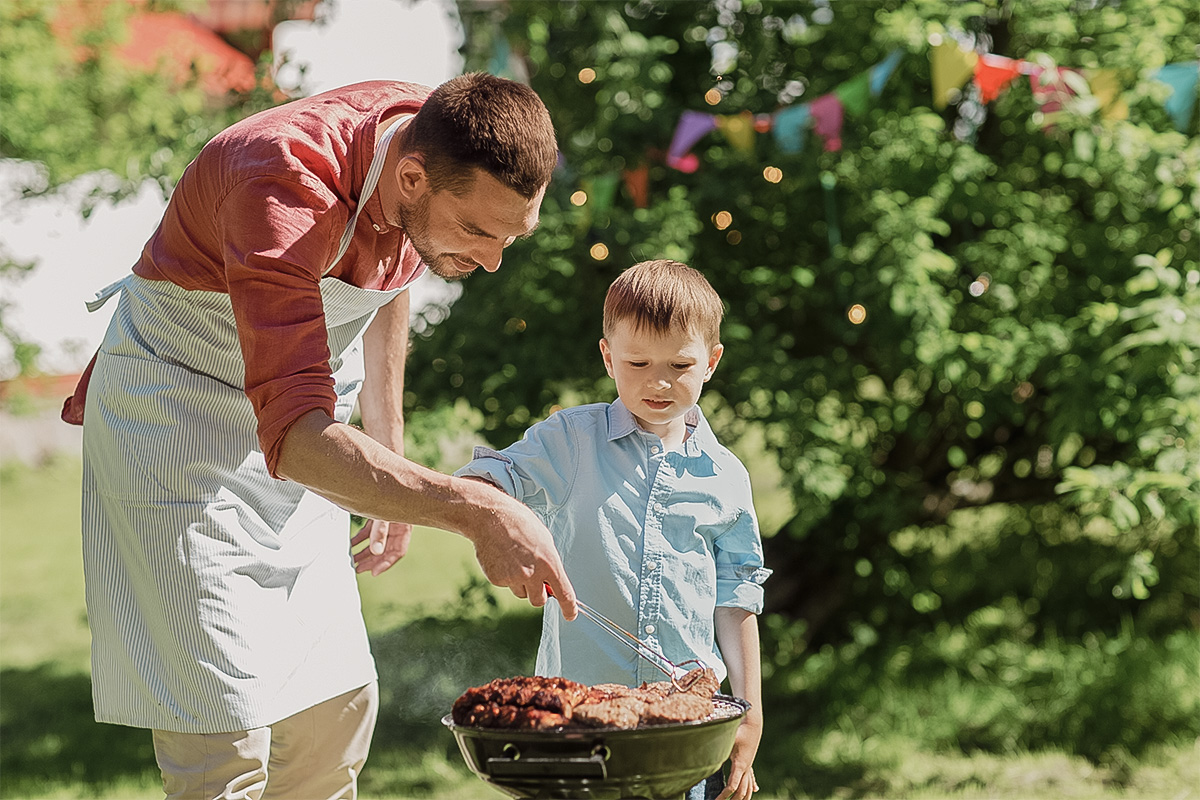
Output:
top-left (477, 242), bottom-right (505, 272)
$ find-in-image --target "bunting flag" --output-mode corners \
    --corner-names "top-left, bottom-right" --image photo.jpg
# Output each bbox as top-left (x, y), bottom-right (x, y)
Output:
top-left (716, 111), bottom-right (757, 152)
top-left (931, 39), bottom-right (978, 108)
top-left (835, 71), bottom-right (872, 115)
top-left (772, 104), bottom-right (811, 154)
top-left (1029, 65), bottom-right (1080, 113)
top-left (667, 110), bottom-right (717, 172)
top-left (622, 163), bottom-right (650, 209)
top-left (586, 173), bottom-right (621, 215)
top-left (1153, 61), bottom-right (1199, 131)
top-left (974, 53), bottom-right (1022, 103)
top-left (1085, 68), bottom-right (1129, 121)
top-left (810, 93), bottom-right (846, 152)
top-left (870, 50), bottom-right (904, 96)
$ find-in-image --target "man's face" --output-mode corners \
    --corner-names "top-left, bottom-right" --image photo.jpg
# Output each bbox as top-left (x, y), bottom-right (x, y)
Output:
top-left (599, 319), bottom-right (724, 443)
top-left (395, 166), bottom-right (544, 282)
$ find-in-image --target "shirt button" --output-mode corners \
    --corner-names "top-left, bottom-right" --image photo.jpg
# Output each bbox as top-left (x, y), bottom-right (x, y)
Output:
top-left (645, 624), bottom-right (656, 635)
top-left (650, 446), bottom-right (660, 454)
top-left (372, 223), bottom-right (382, 232)
top-left (646, 561), bottom-right (657, 571)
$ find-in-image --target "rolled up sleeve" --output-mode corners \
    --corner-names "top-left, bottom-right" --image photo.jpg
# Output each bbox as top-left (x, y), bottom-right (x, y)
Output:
top-left (714, 509), bottom-right (772, 614)
top-left (453, 412), bottom-right (577, 517)
top-left (219, 176), bottom-right (346, 476)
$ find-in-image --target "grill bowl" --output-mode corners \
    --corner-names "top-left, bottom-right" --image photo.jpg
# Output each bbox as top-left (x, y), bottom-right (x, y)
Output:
top-left (442, 694), bottom-right (748, 800)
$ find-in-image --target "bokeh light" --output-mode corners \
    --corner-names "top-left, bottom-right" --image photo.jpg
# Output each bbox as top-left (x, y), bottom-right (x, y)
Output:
top-left (712, 210), bottom-right (733, 230)
top-left (726, 230), bottom-right (742, 245)
top-left (590, 243), bottom-right (609, 260)
top-left (570, 190), bottom-right (588, 207)
top-left (578, 68), bottom-right (596, 84)
top-left (763, 166), bottom-right (783, 183)
top-left (969, 273), bottom-right (992, 297)
top-left (847, 304), bottom-right (867, 324)
top-left (704, 88), bottom-right (722, 105)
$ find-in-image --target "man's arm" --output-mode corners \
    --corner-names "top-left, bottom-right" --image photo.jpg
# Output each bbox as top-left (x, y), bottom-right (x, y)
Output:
top-left (276, 408), bottom-right (577, 619)
top-left (715, 607), bottom-right (763, 800)
top-left (360, 290), bottom-right (409, 452)
top-left (352, 292), bottom-right (412, 575)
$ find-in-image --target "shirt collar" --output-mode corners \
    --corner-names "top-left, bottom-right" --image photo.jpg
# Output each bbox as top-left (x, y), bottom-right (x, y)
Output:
top-left (606, 398), bottom-right (712, 456)
top-left (353, 109), bottom-right (414, 235)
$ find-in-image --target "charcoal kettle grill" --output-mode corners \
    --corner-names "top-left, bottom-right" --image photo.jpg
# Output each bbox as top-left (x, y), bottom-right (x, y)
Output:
top-left (442, 694), bottom-right (748, 800)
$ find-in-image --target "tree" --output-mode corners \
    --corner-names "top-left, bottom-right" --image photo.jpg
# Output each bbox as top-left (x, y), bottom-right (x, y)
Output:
top-left (0, 0), bottom-right (284, 376)
top-left (0, 0), bottom-right (281, 206)
top-left (411, 0), bottom-right (1198, 653)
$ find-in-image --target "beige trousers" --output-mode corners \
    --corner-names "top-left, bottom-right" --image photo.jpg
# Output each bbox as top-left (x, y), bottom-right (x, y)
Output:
top-left (151, 682), bottom-right (379, 800)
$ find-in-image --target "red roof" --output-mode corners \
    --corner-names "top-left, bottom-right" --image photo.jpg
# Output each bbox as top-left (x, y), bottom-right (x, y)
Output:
top-left (52, 0), bottom-right (320, 97)
top-left (118, 11), bottom-right (257, 95)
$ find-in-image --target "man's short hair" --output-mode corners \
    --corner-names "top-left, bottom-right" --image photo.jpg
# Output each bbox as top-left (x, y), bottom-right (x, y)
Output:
top-left (405, 72), bottom-right (557, 199)
top-left (603, 260), bottom-right (724, 349)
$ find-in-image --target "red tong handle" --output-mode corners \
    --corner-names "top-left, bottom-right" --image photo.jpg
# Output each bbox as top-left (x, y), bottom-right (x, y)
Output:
top-left (543, 582), bottom-right (554, 598)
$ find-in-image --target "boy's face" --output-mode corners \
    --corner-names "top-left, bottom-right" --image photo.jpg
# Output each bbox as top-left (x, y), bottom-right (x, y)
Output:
top-left (600, 318), bottom-right (724, 442)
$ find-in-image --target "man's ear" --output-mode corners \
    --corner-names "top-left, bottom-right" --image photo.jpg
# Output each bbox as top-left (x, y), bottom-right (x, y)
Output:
top-left (395, 156), bottom-right (427, 202)
top-left (704, 343), bottom-right (724, 381)
top-left (599, 338), bottom-right (616, 378)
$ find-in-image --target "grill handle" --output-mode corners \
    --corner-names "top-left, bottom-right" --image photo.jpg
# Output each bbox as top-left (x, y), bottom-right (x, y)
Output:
top-left (485, 743), bottom-right (610, 779)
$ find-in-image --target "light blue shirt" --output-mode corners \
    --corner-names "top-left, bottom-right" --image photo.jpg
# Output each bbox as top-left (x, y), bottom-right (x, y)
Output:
top-left (455, 400), bottom-right (772, 687)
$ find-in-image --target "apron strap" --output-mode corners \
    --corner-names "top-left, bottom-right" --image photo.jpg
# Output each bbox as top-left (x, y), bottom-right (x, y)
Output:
top-left (86, 276), bottom-right (133, 313)
top-left (325, 115), bottom-right (410, 276)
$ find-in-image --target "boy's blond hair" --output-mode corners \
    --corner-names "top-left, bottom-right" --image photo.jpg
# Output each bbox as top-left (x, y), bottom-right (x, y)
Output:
top-left (602, 260), bottom-right (724, 348)
top-left (600, 261), bottom-right (720, 347)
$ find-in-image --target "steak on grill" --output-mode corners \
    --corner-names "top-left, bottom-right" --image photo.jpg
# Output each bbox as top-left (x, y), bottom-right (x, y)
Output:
top-left (450, 668), bottom-right (721, 730)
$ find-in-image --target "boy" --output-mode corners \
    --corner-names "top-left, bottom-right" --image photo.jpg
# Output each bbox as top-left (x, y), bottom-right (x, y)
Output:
top-left (456, 260), bottom-right (770, 800)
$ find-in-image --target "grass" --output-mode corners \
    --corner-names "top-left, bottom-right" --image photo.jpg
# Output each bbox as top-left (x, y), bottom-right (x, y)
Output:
top-left (2, 455), bottom-right (1197, 800)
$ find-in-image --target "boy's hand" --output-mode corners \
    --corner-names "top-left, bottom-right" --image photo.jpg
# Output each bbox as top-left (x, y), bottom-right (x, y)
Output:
top-left (717, 716), bottom-right (762, 800)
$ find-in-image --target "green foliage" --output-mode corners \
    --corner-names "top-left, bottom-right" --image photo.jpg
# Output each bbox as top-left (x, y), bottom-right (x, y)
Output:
top-left (0, 0), bottom-right (281, 207)
top-left (417, 0), bottom-right (1200, 652)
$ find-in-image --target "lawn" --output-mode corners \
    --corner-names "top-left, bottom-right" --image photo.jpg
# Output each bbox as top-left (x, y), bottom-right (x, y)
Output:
top-left (2, 456), bottom-right (1195, 800)
top-left (0, 454), bottom-right (531, 799)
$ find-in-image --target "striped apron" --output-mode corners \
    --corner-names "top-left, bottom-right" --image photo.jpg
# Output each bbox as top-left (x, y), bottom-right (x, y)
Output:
top-left (81, 120), bottom-right (410, 734)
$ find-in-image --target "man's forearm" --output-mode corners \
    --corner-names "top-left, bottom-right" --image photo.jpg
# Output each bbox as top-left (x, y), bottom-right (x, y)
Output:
top-left (276, 409), bottom-right (497, 535)
top-left (360, 291), bottom-right (409, 452)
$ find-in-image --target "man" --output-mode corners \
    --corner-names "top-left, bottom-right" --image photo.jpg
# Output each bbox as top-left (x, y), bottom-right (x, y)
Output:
top-left (62, 73), bottom-right (578, 799)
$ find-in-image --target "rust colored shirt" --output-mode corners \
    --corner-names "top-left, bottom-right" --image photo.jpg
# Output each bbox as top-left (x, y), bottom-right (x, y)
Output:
top-left (66, 81), bottom-right (431, 475)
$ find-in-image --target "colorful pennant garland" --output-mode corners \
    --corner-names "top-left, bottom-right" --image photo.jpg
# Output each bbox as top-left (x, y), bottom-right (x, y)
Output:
top-left (664, 44), bottom-right (1197, 173)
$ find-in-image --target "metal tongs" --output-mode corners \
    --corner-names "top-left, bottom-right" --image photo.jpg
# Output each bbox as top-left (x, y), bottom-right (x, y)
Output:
top-left (545, 584), bottom-right (705, 691)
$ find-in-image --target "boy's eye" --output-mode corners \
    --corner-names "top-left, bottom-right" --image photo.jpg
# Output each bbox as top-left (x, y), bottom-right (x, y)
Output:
top-left (628, 361), bottom-right (648, 368)
top-left (672, 363), bottom-right (692, 370)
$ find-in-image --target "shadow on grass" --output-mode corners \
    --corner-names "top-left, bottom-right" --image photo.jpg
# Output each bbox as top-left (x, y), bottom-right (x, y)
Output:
top-left (0, 664), bottom-right (157, 795)
top-left (0, 605), bottom-right (542, 799)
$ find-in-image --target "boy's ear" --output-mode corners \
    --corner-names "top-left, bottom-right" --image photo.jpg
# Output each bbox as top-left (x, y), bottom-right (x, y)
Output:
top-left (599, 338), bottom-right (616, 378)
top-left (704, 343), bottom-right (724, 381)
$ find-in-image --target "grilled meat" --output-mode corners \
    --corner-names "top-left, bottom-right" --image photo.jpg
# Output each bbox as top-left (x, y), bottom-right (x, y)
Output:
top-left (451, 675), bottom-right (589, 724)
top-left (451, 668), bottom-right (723, 730)
top-left (571, 699), bottom-right (644, 729)
top-left (641, 693), bottom-right (715, 725)
top-left (677, 668), bottom-right (720, 699)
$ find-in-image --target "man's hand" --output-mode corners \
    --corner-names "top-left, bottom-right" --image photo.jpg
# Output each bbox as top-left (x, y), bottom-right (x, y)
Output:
top-left (352, 519), bottom-right (412, 576)
top-left (466, 487), bottom-right (578, 620)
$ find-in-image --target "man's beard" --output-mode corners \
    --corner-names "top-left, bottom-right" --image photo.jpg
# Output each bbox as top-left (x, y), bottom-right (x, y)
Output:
top-left (396, 193), bottom-right (473, 283)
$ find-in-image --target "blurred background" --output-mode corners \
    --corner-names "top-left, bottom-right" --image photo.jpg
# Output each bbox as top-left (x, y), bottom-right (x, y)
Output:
top-left (1, 1), bottom-right (1197, 799)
